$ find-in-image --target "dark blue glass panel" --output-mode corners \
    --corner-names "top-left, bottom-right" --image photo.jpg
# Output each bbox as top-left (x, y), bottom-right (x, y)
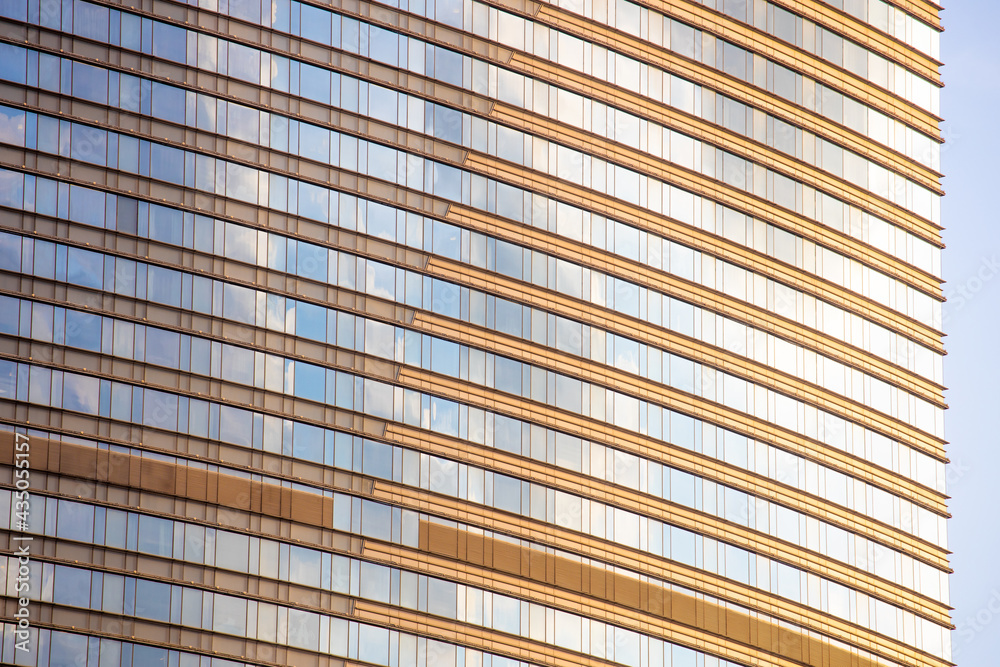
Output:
top-left (297, 182), bottom-right (329, 222)
top-left (430, 278), bottom-right (459, 318)
top-left (148, 203), bottom-right (183, 245)
top-left (137, 514), bottom-right (172, 557)
top-left (134, 579), bottom-right (171, 621)
top-left (293, 423), bottom-right (324, 463)
top-left (142, 388), bottom-right (179, 431)
top-left (494, 355), bottom-right (521, 396)
top-left (431, 221), bottom-right (460, 261)
top-left (56, 498), bottom-right (95, 542)
top-left (432, 162), bottom-right (461, 201)
top-left (433, 46), bottom-right (463, 87)
top-left (65, 309), bottom-right (102, 351)
top-left (73, 1), bottom-right (109, 42)
top-left (147, 265), bottom-right (182, 307)
top-left (116, 197), bottom-right (138, 234)
top-left (53, 564), bottom-right (91, 606)
top-left (0, 44), bottom-right (27, 84)
top-left (145, 327), bottom-right (181, 368)
top-left (432, 104), bottom-right (463, 144)
top-left (293, 361), bottom-right (325, 402)
top-left (130, 645), bottom-right (168, 667)
top-left (72, 61), bottom-right (108, 103)
top-left (362, 439), bottom-right (392, 479)
top-left (0, 0), bottom-right (27, 21)
top-left (296, 241), bottom-right (327, 282)
top-left (300, 3), bottom-right (331, 45)
top-left (47, 622), bottom-right (90, 667)
top-left (66, 246), bottom-right (104, 289)
top-left (367, 143), bottom-right (396, 182)
top-left (69, 123), bottom-right (108, 165)
top-left (299, 63), bottom-right (330, 104)
top-left (149, 142), bottom-right (185, 185)
top-left (151, 21), bottom-right (186, 63)
top-left (493, 472), bottom-right (521, 514)
top-left (295, 301), bottom-right (326, 341)
top-left (368, 25), bottom-right (398, 66)
top-left (0, 169), bottom-right (23, 207)
top-left (360, 498), bottom-right (390, 541)
top-left (68, 184), bottom-right (105, 227)
top-left (151, 81), bottom-right (185, 124)
top-left (220, 404), bottom-right (252, 447)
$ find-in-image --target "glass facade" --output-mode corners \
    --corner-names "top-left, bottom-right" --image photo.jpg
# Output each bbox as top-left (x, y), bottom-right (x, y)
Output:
top-left (0, 0), bottom-right (949, 665)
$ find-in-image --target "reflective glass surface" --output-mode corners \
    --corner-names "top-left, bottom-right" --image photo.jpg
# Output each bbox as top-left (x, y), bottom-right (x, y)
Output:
top-left (0, 0), bottom-right (949, 662)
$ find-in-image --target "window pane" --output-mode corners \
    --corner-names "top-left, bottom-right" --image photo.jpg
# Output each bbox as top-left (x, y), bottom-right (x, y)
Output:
top-left (137, 514), bottom-right (173, 557)
top-left (152, 22), bottom-right (186, 62)
top-left (53, 564), bottom-right (91, 607)
top-left (135, 579), bottom-right (172, 621)
top-left (67, 247), bottom-right (104, 289)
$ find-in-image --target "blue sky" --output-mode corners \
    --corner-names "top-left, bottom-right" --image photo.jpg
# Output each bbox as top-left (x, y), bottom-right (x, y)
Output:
top-left (940, 1), bottom-right (1000, 663)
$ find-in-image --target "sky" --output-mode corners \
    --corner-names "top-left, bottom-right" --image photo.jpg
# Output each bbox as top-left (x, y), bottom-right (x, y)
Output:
top-left (939, 1), bottom-right (1000, 664)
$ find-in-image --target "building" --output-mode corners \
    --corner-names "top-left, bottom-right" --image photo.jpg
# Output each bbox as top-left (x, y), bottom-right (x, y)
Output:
top-left (0, 0), bottom-right (951, 664)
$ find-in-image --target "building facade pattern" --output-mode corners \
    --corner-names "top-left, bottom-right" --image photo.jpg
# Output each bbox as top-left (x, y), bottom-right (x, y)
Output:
top-left (0, 0), bottom-right (949, 665)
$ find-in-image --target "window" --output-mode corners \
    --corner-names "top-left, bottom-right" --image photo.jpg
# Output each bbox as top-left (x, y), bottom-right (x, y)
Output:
top-left (63, 373), bottom-right (99, 414)
top-left (770, 5), bottom-right (797, 44)
top-left (220, 404), bottom-right (253, 447)
top-left (670, 21), bottom-right (695, 59)
top-left (433, 46), bottom-right (464, 87)
top-left (362, 440), bottom-right (392, 479)
top-left (227, 42), bottom-right (261, 84)
top-left (300, 3), bottom-right (332, 45)
top-left (131, 645), bottom-right (169, 667)
top-left (146, 328), bottom-right (181, 369)
top-left (491, 594), bottom-right (519, 634)
top-left (212, 594), bottom-right (247, 635)
top-left (723, 0), bottom-right (747, 22)
top-left (229, 0), bottom-right (261, 23)
top-left (224, 162), bottom-right (259, 203)
top-left (423, 576), bottom-right (457, 619)
top-left (147, 265), bottom-right (182, 308)
top-left (135, 579), bottom-right (172, 622)
top-left (48, 630), bottom-right (90, 667)
top-left (293, 361), bottom-right (325, 402)
top-left (493, 474), bottom-right (521, 514)
top-left (71, 61), bottom-right (108, 104)
top-left (360, 499), bottom-right (391, 541)
top-left (429, 397), bottom-right (459, 436)
top-left (137, 514), bottom-right (173, 557)
top-left (67, 247), bottom-right (104, 289)
top-left (152, 22), bottom-right (186, 63)
top-left (369, 27), bottom-right (399, 67)
top-left (288, 545), bottom-right (321, 588)
top-left (74, 1), bottom-right (109, 42)
top-left (357, 624), bottom-right (389, 664)
top-left (53, 564), bottom-right (91, 607)
top-left (723, 42), bottom-right (746, 80)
